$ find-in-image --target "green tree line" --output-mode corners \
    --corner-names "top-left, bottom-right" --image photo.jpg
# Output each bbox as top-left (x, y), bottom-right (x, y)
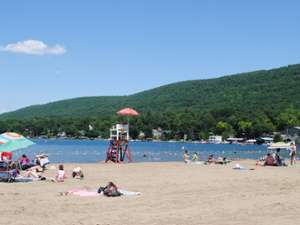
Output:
top-left (1, 106), bottom-right (299, 140)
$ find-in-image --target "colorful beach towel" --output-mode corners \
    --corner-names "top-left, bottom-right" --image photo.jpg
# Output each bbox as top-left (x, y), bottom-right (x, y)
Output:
top-left (14, 177), bottom-right (35, 182)
top-left (67, 189), bottom-right (100, 197)
top-left (66, 188), bottom-right (141, 197)
top-left (119, 189), bottom-right (141, 196)
top-left (232, 164), bottom-right (255, 171)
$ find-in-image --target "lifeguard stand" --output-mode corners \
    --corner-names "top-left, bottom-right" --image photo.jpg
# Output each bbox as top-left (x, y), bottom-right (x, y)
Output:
top-left (110, 124), bottom-right (129, 141)
top-left (106, 123), bottom-right (132, 163)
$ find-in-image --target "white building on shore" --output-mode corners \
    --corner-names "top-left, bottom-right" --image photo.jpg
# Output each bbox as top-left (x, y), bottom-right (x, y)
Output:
top-left (208, 135), bottom-right (222, 144)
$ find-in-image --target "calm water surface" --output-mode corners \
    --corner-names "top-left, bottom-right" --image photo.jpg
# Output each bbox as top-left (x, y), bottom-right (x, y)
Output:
top-left (10, 139), bottom-right (287, 163)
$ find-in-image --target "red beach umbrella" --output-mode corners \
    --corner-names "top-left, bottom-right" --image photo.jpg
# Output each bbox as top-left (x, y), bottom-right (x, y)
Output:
top-left (117, 108), bottom-right (139, 116)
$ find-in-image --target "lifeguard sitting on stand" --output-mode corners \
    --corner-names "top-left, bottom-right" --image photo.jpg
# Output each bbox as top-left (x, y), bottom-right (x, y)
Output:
top-left (105, 108), bottom-right (139, 163)
top-left (106, 124), bottom-right (132, 163)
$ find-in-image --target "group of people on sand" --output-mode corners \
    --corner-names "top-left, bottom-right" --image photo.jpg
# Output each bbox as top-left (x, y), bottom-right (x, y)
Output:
top-left (6, 154), bottom-right (125, 197)
top-left (4, 154), bottom-right (48, 180)
top-left (18, 154), bottom-right (49, 171)
top-left (3, 153), bottom-right (85, 182)
top-left (259, 143), bottom-right (297, 167)
top-left (207, 154), bottom-right (230, 165)
top-left (183, 150), bottom-right (230, 165)
top-left (183, 150), bottom-right (199, 163)
top-left (183, 143), bottom-right (297, 167)
top-left (261, 150), bottom-right (286, 167)
top-left (24, 163), bottom-right (84, 182)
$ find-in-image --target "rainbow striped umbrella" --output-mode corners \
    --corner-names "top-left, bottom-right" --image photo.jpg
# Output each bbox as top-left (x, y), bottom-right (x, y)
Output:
top-left (0, 132), bottom-right (35, 152)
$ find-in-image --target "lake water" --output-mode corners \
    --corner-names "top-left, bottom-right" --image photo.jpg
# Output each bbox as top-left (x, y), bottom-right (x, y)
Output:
top-left (10, 139), bottom-right (287, 163)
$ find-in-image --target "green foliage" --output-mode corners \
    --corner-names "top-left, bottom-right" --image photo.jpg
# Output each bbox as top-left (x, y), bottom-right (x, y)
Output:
top-left (0, 64), bottom-right (300, 139)
top-left (273, 133), bottom-right (283, 143)
top-left (277, 107), bottom-right (300, 129)
top-left (216, 121), bottom-right (235, 139)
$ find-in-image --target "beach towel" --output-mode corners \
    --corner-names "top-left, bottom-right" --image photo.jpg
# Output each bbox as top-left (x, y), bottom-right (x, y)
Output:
top-left (233, 164), bottom-right (247, 170)
top-left (67, 189), bottom-right (100, 197)
top-left (119, 189), bottom-right (141, 196)
top-left (66, 188), bottom-right (141, 197)
top-left (14, 175), bottom-right (54, 183)
top-left (232, 164), bottom-right (255, 171)
top-left (190, 161), bottom-right (204, 165)
top-left (14, 177), bottom-right (35, 182)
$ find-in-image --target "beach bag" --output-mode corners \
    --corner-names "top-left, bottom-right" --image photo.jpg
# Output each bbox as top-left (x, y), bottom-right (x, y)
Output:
top-left (0, 162), bottom-right (14, 182)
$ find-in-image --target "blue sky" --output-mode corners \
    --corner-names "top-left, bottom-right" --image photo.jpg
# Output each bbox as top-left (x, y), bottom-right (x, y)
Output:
top-left (0, 0), bottom-right (300, 113)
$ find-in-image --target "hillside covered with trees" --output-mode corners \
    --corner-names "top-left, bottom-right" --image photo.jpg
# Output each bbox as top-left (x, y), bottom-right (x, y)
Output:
top-left (1, 64), bottom-right (300, 140)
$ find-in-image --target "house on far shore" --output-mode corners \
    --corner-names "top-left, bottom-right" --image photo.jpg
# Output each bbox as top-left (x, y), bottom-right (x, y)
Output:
top-left (287, 127), bottom-right (300, 142)
top-left (208, 135), bottom-right (222, 144)
top-left (152, 128), bottom-right (163, 140)
top-left (138, 131), bottom-right (146, 140)
top-left (57, 131), bottom-right (66, 138)
top-left (226, 137), bottom-right (244, 144)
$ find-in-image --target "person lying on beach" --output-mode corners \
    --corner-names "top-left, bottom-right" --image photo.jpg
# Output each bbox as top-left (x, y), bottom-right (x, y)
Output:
top-left (23, 165), bottom-right (55, 181)
top-left (215, 156), bottom-right (230, 165)
top-left (24, 166), bottom-right (43, 178)
top-left (72, 167), bottom-right (84, 179)
top-left (55, 164), bottom-right (67, 182)
top-left (183, 150), bottom-right (190, 163)
top-left (206, 154), bottom-right (215, 164)
top-left (97, 182), bottom-right (122, 197)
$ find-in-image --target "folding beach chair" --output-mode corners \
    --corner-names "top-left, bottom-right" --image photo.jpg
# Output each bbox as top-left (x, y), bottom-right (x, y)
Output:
top-left (0, 161), bottom-right (14, 182)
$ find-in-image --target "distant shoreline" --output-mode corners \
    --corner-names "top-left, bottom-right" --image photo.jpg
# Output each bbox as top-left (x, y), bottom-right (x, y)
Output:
top-left (32, 136), bottom-right (268, 146)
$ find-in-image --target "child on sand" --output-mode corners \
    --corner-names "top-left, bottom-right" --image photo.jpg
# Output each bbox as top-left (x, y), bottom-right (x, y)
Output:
top-left (72, 167), bottom-right (84, 179)
top-left (55, 164), bottom-right (67, 182)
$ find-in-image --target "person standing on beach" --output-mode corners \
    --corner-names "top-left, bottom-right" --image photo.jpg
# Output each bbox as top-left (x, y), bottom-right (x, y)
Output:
top-left (290, 143), bottom-right (297, 165)
top-left (183, 150), bottom-right (190, 163)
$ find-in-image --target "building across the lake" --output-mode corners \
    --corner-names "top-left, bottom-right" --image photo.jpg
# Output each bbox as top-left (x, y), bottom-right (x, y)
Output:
top-left (287, 127), bottom-right (300, 143)
top-left (152, 128), bottom-right (163, 140)
top-left (208, 135), bottom-right (222, 144)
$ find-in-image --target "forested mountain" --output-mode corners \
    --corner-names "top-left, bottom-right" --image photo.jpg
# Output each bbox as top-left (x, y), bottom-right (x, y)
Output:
top-left (1, 64), bottom-right (300, 140)
top-left (1, 64), bottom-right (300, 120)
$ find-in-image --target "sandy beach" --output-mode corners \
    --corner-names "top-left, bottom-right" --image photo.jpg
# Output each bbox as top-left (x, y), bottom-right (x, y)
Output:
top-left (1, 160), bottom-right (300, 225)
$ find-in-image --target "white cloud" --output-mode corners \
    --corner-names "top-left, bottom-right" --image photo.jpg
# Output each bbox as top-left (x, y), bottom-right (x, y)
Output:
top-left (0, 40), bottom-right (66, 55)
